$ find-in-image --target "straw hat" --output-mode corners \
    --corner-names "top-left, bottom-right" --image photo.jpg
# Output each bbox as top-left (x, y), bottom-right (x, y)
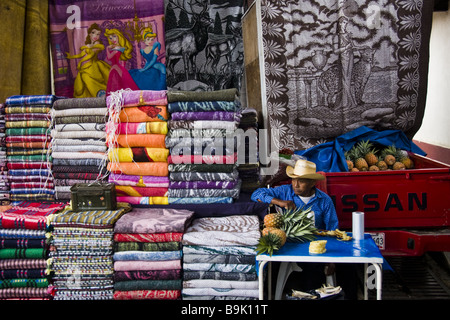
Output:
top-left (286, 159), bottom-right (325, 180)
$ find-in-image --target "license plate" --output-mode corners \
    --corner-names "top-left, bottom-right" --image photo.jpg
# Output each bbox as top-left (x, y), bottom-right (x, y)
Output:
top-left (369, 232), bottom-right (385, 250)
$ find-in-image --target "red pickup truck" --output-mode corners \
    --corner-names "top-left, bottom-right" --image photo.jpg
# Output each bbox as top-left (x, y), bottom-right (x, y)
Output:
top-left (321, 153), bottom-right (450, 256)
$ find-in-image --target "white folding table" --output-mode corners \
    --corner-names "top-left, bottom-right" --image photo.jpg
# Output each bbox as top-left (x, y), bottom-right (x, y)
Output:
top-left (256, 234), bottom-right (384, 300)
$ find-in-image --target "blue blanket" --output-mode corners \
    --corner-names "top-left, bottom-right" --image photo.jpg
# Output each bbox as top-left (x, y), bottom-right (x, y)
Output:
top-left (294, 126), bottom-right (426, 173)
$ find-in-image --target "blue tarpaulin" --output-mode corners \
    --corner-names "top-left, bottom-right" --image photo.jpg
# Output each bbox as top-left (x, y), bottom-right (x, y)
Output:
top-left (294, 126), bottom-right (426, 173)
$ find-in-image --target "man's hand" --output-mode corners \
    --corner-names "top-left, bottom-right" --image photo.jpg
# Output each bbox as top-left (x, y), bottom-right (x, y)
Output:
top-left (271, 199), bottom-right (296, 210)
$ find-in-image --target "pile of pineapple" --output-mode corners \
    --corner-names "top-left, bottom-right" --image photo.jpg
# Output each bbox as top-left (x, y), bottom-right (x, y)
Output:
top-left (345, 140), bottom-right (414, 172)
top-left (256, 207), bottom-right (317, 256)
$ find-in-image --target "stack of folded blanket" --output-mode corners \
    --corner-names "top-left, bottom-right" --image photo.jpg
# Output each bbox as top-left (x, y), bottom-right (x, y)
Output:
top-left (0, 201), bottom-right (65, 300)
top-left (47, 202), bottom-right (131, 300)
top-left (166, 89), bottom-right (242, 204)
top-left (4, 95), bottom-right (56, 203)
top-left (236, 108), bottom-right (261, 193)
top-left (0, 104), bottom-right (9, 205)
top-left (50, 97), bottom-right (109, 201)
top-left (181, 215), bottom-right (260, 300)
top-left (112, 207), bottom-right (193, 300)
top-left (106, 90), bottom-right (170, 206)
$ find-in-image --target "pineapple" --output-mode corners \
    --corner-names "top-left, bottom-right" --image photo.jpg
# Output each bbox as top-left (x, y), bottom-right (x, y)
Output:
top-left (355, 157), bottom-right (369, 171)
top-left (381, 145), bottom-right (398, 166)
top-left (358, 140), bottom-right (378, 166)
top-left (369, 165), bottom-right (380, 171)
top-left (376, 158), bottom-right (388, 170)
top-left (261, 227), bottom-right (287, 246)
top-left (263, 213), bottom-right (284, 228)
top-left (344, 151), bottom-right (354, 171)
top-left (398, 150), bottom-right (414, 169)
top-left (393, 162), bottom-right (406, 170)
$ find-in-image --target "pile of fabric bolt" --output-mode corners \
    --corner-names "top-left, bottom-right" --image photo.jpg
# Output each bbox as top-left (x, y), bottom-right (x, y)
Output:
top-left (4, 95), bottom-right (56, 203)
top-left (181, 215), bottom-right (260, 300)
top-left (106, 90), bottom-right (170, 206)
top-left (50, 97), bottom-right (109, 201)
top-left (0, 104), bottom-right (9, 205)
top-left (0, 201), bottom-right (65, 300)
top-left (236, 107), bottom-right (262, 193)
top-left (47, 202), bottom-right (131, 300)
top-left (112, 207), bottom-right (193, 300)
top-left (165, 89), bottom-right (242, 205)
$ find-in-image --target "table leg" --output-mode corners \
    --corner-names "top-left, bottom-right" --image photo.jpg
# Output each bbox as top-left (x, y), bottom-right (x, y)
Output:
top-left (372, 263), bottom-right (383, 300)
top-left (258, 261), bottom-right (268, 300)
top-left (364, 263), bottom-right (368, 300)
top-left (268, 262), bottom-right (272, 300)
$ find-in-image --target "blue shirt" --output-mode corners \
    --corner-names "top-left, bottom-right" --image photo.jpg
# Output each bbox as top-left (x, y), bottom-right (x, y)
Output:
top-left (251, 185), bottom-right (339, 230)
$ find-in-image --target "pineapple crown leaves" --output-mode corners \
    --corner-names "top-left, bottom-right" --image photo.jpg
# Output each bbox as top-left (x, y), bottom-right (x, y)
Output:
top-left (256, 232), bottom-right (281, 256)
top-left (278, 206), bottom-right (317, 243)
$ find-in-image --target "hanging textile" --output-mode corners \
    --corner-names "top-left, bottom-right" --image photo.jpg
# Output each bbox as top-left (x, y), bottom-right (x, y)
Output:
top-left (164, 0), bottom-right (245, 91)
top-left (259, 0), bottom-right (433, 150)
top-left (48, 0), bottom-right (166, 98)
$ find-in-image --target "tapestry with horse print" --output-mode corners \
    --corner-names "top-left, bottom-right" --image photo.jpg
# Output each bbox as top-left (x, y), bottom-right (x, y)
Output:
top-left (164, 0), bottom-right (246, 92)
top-left (49, 0), bottom-right (167, 98)
top-left (260, 0), bottom-right (433, 151)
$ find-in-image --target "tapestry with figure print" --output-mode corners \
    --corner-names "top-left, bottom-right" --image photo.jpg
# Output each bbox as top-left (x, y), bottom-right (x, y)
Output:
top-left (49, 0), bottom-right (166, 98)
top-left (260, 0), bottom-right (433, 151)
top-left (164, 0), bottom-right (245, 91)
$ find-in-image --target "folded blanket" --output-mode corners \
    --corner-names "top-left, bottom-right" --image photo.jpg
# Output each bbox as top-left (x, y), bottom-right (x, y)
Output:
top-left (168, 197), bottom-right (234, 204)
top-left (5, 120), bottom-right (50, 128)
top-left (115, 186), bottom-right (168, 197)
top-left (0, 238), bottom-right (47, 249)
top-left (168, 180), bottom-right (239, 189)
top-left (168, 163), bottom-right (236, 173)
top-left (114, 279), bottom-right (181, 291)
top-left (113, 250), bottom-right (182, 261)
top-left (182, 215), bottom-right (260, 246)
top-left (168, 128), bottom-right (233, 138)
top-left (107, 162), bottom-right (168, 176)
top-left (168, 120), bottom-right (238, 130)
top-left (164, 136), bottom-right (236, 148)
top-left (51, 130), bottom-right (106, 140)
top-left (114, 269), bottom-right (181, 281)
top-left (167, 88), bottom-right (238, 103)
top-left (167, 154), bottom-right (236, 165)
top-left (0, 258), bottom-right (47, 269)
top-left (5, 113), bottom-right (50, 121)
top-left (0, 248), bottom-right (47, 259)
top-left (50, 107), bottom-right (107, 118)
top-left (183, 279), bottom-right (258, 290)
top-left (51, 138), bottom-right (106, 147)
top-left (52, 97), bottom-right (106, 110)
top-left (108, 147), bottom-right (169, 163)
top-left (118, 106), bottom-right (168, 122)
top-left (106, 90), bottom-right (168, 107)
top-left (53, 114), bottom-right (107, 124)
top-left (52, 144), bottom-right (107, 153)
top-left (0, 278), bottom-right (49, 288)
top-left (51, 151), bottom-right (107, 160)
top-left (113, 260), bottom-right (181, 271)
top-left (169, 170), bottom-right (239, 182)
top-left (182, 271), bottom-right (257, 281)
top-left (113, 289), bottom-right (180, 300)
top-left (48, 202), bottom-right (131, 227)
top-left (54, 123), bottom-right (105, 132)
top-left (170, 111), bottom-right (240, 122)
top-left (114, 242), bottom-right (181, 252)
top-left (114, 207), bottom-right (194, 234)
top-left (112, 122), bottom-right (168, 135)
top-left (116, 196), bottom-right (169, 205)
top-left (5, 106), bottom-right (50, 114)
top-left (0, 287), bottom-right (52, 299)
top-left (108, 173), bottom-right (168, 188)
top-left (182, 263), bottom-right (256, 273)
top-left (182, 254), bottom-right (256, 265)
top-left (0, 201), bottom-right (65, 230)
top-left (182, 287), bottom-right (258, 298)
top-left (5, 95), bottom-right (56, 105)
top-left (109, 134), bottom-right (166, 148)
top-left (114, 232), bottom-right (183, 243)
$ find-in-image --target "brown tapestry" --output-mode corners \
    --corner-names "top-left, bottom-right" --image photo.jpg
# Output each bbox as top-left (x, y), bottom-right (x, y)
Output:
top-left (260, 0), bottom-right (433, 151)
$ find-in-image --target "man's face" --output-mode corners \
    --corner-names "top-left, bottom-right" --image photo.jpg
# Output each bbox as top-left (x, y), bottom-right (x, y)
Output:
top-left (291, 178), bottom-right (316, 197)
